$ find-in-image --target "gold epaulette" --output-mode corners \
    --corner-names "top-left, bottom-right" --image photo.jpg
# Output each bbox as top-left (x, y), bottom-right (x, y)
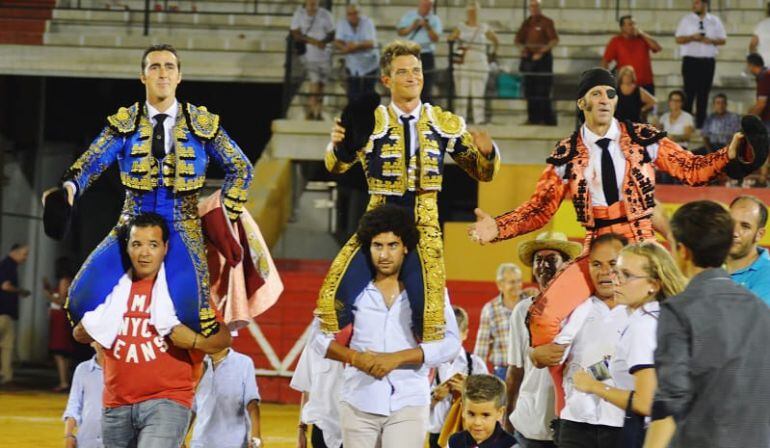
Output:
top-left (106, 103), bottom-right (141, 135)
top-left (185, 103), bottom-right (220, 140)
top-left (426, 104), bottom-right (466, 138)
top-left (371, 105), bottom-right (389, 139)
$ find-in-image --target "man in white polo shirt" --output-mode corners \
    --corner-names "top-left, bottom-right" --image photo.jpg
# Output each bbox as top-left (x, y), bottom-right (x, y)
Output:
top-left (675, 0), bottom-right (727, 128)
top-left (312, 204), bottom-right (461, 448)
top-left (531, 233), bottom-right (629, 448)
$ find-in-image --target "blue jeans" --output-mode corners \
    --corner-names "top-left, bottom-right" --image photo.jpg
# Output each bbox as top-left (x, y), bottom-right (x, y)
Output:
top-left (102, 398), bottom-right (191, 448)
top-left (493, 366), bottom-right (508, 381)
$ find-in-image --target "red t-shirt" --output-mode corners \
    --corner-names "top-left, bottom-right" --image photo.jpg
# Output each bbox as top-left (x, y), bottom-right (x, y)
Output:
top-left (757, 69), bottom-right (770, 122)
top-left (603, 35), bottom-right (654, 87)
top-left (103, 276), bottom-right (203, 409)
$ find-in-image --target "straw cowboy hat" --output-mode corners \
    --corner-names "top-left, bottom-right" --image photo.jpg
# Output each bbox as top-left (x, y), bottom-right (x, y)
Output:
top-left (518, 231), bottom-right (582, 267)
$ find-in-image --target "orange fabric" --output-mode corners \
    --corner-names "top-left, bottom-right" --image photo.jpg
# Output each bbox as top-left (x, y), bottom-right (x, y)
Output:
top-left (103, 277), bottom-right (202, 409)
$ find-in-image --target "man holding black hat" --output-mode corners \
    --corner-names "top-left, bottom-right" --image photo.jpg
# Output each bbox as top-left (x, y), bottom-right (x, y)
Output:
top-left (469, 67), bottom-right (768, 412)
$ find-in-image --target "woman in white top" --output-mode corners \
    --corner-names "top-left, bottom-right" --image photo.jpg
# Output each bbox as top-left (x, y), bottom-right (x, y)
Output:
top-left (571, 242), bottom-right (686, 448)
top-left (448, 1), bottom-right (499, 124)
top-left (658, 90), bottom-right (695, 148)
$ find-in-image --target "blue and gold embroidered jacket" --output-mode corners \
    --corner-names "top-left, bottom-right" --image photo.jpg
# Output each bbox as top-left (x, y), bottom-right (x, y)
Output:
top-left (62, 102), bottom-right (253, 221)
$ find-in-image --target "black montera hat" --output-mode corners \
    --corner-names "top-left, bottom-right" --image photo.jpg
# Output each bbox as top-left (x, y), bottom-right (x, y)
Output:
top-left (577, 68), bottom-right (616, 99)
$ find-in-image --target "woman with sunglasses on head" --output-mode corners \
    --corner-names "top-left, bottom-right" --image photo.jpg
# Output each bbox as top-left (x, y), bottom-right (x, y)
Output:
top-left (571, 241), bottom-right (686, 448)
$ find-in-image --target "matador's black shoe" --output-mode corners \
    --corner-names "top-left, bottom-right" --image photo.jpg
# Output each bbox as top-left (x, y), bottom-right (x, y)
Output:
top-left (337, 92), bottom-right (381, 163)
top-left (725, 115), bottom-right (769, 180)
top-left (43, 187), bottom-right (72, 241)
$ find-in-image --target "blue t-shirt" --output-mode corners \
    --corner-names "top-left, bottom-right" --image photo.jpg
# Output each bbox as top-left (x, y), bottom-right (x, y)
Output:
top-left (730, 246), bottom-right (770, 306)
top-left (397, 10), bottom-right (443, 53)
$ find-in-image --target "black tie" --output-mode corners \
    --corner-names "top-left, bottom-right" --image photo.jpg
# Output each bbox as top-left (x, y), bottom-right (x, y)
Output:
top-left (400, 115), bottom-right (415, 161)
top-left (152, 113), bottom-right (168, 160)
top-left (597, 137), bottom-right (619, 206)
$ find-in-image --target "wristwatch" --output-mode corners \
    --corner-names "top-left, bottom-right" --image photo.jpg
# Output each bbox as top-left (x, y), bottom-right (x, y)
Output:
top-left (251, 437), bottom-right (262, 448)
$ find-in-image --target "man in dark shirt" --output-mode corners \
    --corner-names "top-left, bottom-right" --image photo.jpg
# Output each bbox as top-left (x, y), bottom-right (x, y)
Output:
top-left (747, 53), bottom-right (770, 133)
top-left (0, 243), bottom-right (30, 385)
top-left (515, 0), bottom-right (558, 126)
top-left (646, 200), bottom-right (770, 448)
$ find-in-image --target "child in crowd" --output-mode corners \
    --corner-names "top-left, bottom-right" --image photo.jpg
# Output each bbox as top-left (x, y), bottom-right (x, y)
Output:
top-left (62, 343), bottom-right (104, 448)
top-left (449, 374), bottom-right (516, 448)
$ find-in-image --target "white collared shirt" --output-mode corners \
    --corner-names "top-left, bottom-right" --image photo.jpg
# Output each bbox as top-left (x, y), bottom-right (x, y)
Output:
top-left (290, 319), bottom-right (344, 448)
top-left (611, 301), bottom-right (659, 392)
top-left (561, 296), bottom-right (629, 427)
top-left (675, 12), bottom-right (727, 58)
top-left (391, 101), bottom-right (423, 158)
top-left (508, 297), bottom-right (556, 441)
top-left (146, 99), bottom-right (179, 154)
top-left (313, 283), bottom-right (461, 416)
top-left (571, 119), bottom-right (660, 207)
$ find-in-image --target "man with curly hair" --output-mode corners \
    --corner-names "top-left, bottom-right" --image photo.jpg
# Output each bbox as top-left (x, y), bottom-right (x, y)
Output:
top-left (468, 67), bottom-right (767, 415)
top-left (313, 204), bottom-right (461, 448)
top-left (318, 39), bottom-right (499, 347)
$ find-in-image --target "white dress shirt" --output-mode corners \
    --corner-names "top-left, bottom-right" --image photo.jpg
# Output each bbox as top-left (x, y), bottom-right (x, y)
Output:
top-left (610, 301), bottom-right (659, 392)
top-left (560, 297), bottom-right (629, 427)
top-left (428, 349), bottom-right (488, 433)
top-left (290, 319), bottom-right (344, 448)
top-left (191, 350), bottom-right (261, 448)
top-left (146, 99), bottom-right (178, 154)
top-left (675, 12), bottom-right (727, 58)
top-left (508, 297), bottom-right (556, 441)
top-left (555, 119), bottom-right (660, 206)
top-left (313, 283), bottom-right (461, 416)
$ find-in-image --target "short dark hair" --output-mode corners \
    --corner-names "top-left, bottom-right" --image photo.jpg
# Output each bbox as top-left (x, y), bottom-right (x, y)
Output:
top-left (668, 90), bottom-right (686, 102)
top-left (589, 233), bottom-right (628, 251)
top-left (125, 212), bottom-right (170, 244)
top-left (671, 200), bottom-right (733, 268)
top-left (9, 243), bottom-right (26, 252)
top-left (356, 204), bottom-right (419, 252)
top-left (463, 374), bottom-right (507, 408)
top-left (453, 306), bottom-right (469, 331)
top-left (730, 195), bottom-right (768, 228)
top-left (141, 44), bottom-right (181, 72)
top-left (714, 92), bottom-right (727, 103)
top-left (618, 15), bottom-right (633, 28)
top-left (747, 52), bottom-right (765, 68)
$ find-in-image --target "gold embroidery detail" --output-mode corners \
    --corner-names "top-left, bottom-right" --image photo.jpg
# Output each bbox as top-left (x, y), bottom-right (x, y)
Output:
top-left (107, 103), bottom-right (140, 134)
top-left (427, 104), bottom-right (465, 138)
top-left (414, 192), bottom-right (445, 342)
top-left (186, 103), bottom-right (220, 139)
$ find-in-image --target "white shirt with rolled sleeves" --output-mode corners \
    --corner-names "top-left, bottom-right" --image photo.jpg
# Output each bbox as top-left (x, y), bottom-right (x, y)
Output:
top-left (312, 282), bottom-right (461, 416)
top-left (507, 297), bottom-right (556, 441)
top-left (290, 318), bottom-right (344, 448)
top-left (559, 296), bottom-right (629, 427)
top-left (62, 357), bottom-right (104, 448)
top-left (675, 12), bottom-right (727, 58)
top-left (190, 350), bottom-right (261, 448)
top-left (427, 349), bottom-right (488, 434)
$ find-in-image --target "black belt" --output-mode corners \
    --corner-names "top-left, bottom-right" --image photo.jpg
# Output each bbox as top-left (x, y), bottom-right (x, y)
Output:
top-left (591, 216), bottom-right (629, 229)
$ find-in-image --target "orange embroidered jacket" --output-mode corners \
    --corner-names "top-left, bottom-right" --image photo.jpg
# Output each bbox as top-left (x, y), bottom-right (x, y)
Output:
top-left (494, 121), bottom-right (730, 240)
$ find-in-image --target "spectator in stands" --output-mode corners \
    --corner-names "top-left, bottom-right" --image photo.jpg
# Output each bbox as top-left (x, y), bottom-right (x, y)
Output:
top-left (187, 348), bottom-right (262, 448)
top-left (645, 200), bottom-right (770, 448)
top-left (504, 231), bottom-right (580, 448)
top-left (448, 1), bottom-right (499, 124)
top-left (747, 53), bottom-right (770, 133)
top-left (72, 213), bottom-right (231, 448)
top-left (397, 0), bottom-right (442, 103)
top-left (726, 196), bottom-right (770, 305)
top-left (602, 15), bottom-right (662, 94)
top-left (63, 343), bottom-right (104, 448)
top-left (614, 65), bottom-right (656, 123)
top-left (291, 318), bottom-right (344, 448)
top-left (658, 90), bottom-right (695, 149)
top-left (572, 242), bottom-right (686, 448)
top-left (700, 93), bottom-right (741, 152)
top-left (530, 233), bottom-right (629, 448)
top-left (428, 306), bottom-right (488, 448)
top-left (335, 3), bottom-right (379, 104)
top-left (474, 263), bottom-right (524, 380)
top-left (42, 256), bottom-right (77, 392)
top-left (515, 0), bottom-right (558, 126)
top-left (448, 375), bottom-right (516, 448)
top-left (291, 0), bottom-right (335, 120)
top-left (313, 204), bottom-right (460, 448)
top-left (749, 2), bottom-right (770, 68)
top-left (675, 0), bottom-right (727, 128)
top-left (0, 243), bottom-right (30, 386)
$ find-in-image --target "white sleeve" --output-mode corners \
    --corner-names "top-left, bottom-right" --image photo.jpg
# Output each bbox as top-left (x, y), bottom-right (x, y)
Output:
top-left (675, 16), bottom-right (689, 37)
top-left (324, 10), bottom-right (335, 34)
top-left (683, 113), bottom-right (695, 129)
top-left (243, 356), bottom-right (261, 403)
top-left (507, 301), bottom-right (529, 368)
top-left (420, 292), bottom-right (461, 367)
top-left (62, 364), bottom-right (85, 425)
top-left (645, 143), bottom-right (660, 163)
top-left (472, 354), bottom-right (489, 375)
top-left (291, 330), bottom-right (318, 392)
top-left (626, 317), bottom-right (657, 373)
top-left (714, 16), bottom-right (727, 39)
top-left (290, 8), bottom-right (302, 31)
